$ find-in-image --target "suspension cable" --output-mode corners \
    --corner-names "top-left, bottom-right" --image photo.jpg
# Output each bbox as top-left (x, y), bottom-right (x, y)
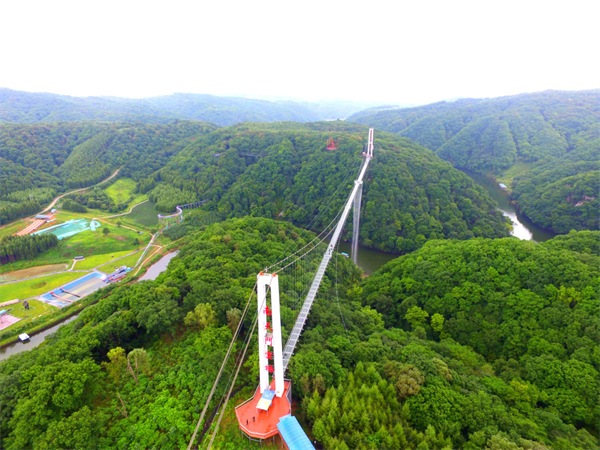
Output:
top-left (203, 276), bottom-right (277, 449)
top-left (186, 280), bottom-right (258, 450)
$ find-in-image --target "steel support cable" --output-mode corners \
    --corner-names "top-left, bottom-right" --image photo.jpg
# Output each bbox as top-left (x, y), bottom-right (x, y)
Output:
top-left (273, 225), bottom-right (336, 275)
top-left (267, 205), bottom-right (343, 273)
top-left (270, 200), bottom-right (345, 274)
top-left (205, 303), bottom-right (259, 450)
top-left (204, 276), bottom-right (277, 450)
top-left (270, 157), bottom-right (362, 268)
top-left (186, 280), bottom-right (258, 450)
top-left (335, 239), bottom-right (350, 342)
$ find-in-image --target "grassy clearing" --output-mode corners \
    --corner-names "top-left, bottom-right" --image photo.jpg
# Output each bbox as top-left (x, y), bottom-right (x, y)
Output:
top-left (45, 222), bottom-right (150, 260)
top-left (0, 222), bottom-right (149, 275)
top-left (0, 264), bottom-right (69, 282)
top-left (104, 178), bottom-right (148, 207)
top-left (73, 249), bottom-right (136, 271)
top-left (0, 272), bottom-right (84, 301)
top-left (123, 200), bottom-right (159, 227)
top-left (0, 220), bottom-right (29, 239)
top-left (9, 298), bottom-right (55, 319)
top-left (103, 250), bottom-right (143, 270)
top-left (497, 161), bottom-right (534, 188)
top-left (0, 299), bottom-right (58, 334)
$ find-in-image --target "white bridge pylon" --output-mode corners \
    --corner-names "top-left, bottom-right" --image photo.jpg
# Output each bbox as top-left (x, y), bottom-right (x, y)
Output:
top-left (257, 272), bottom-right (284, 397)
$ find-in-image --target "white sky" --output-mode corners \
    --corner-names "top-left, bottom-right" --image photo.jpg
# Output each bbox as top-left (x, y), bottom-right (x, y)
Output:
top-left (0, 0), bottom-right (598, 105)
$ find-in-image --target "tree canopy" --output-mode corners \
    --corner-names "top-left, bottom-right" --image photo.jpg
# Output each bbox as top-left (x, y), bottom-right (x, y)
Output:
top-left (147, 121), bottom-right (510, 252)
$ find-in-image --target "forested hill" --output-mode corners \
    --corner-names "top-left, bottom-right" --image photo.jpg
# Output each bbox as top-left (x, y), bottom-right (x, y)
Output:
top-left (349, 89), bottom-right (600, 233)
top-left (348, 90), bottom-right (599, 170)
top-left (0, 121), bottom-right (215, 225)
top-left (0, 89), bottom-right (374, 126)
top-left (356, 231), bottom-right (599, 449)
top-left (142, 122), bottom-right (510, 252)
top-left (510, 136), bottom-right (599, 233)
top-left (0, 219), bottom-right (597, 449)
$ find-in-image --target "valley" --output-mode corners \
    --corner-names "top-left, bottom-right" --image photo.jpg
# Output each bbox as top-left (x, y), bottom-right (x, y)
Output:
top-left (0, 89), bottom-right (597, 450)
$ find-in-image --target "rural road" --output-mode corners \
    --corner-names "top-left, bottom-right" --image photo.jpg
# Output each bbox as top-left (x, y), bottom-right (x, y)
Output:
top-left (99, 199), bottom-right (149, 219)
top-left (41, 169), bottom-right (121, 213)
top-left (0, 169), bottom-right (121, 232)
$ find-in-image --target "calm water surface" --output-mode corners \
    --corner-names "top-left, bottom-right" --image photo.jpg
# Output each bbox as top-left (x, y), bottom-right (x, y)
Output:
top-left (0, 314), bottom-right (79, 361)
top-left (461, 170), bottom-right (555, 242)
top-left (138, 251), bottom-right (179, 281)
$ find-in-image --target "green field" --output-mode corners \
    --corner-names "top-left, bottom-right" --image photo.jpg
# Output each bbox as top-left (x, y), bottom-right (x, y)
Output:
top-left (105, 250), bottom-right (144, 270)
top-left (8, 298), bottom-right (55, 319)
top-left (497, 161), bottom-right (534, 189)
top-left (0, 220), bottom-right (28, 239)
top-left (73, 249), bottom-right (138, 271)
top-left (123, 200), bottom-right (159, 227)
top-left (104, 178), bottom-right (148, 207)
top-left (1, 298), bottom-right (58, 333)
top-left (0, 220), bottom-right (149, 275)
top-left (0, 271), bottom-right (84, 302)
top-left (47, 221), bottom-right (148, 258)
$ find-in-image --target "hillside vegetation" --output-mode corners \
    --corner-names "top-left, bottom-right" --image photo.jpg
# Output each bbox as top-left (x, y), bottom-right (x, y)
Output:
top-left (0, 121), bottom-right (215, 224)
top-left (349, 90), bottom-right (600, 233)
top-left (142, 122), bottom-right (510, 252)
top-left (0, 89), bottom-right (376, 126)
top-left (0, 220), bottom-right (597, 450)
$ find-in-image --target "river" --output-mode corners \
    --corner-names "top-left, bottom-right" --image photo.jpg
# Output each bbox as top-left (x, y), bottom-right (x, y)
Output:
top-left (0, 314), bottom-right (79, 361)
top-left (461, 170), bottom-right (555, 242)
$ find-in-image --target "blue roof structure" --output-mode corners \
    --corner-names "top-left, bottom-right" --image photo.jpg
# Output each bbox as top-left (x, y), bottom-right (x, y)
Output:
top-left (261, 389), bottom-right (276, 401)
top-left (277, 415), bottom-right (315, 450)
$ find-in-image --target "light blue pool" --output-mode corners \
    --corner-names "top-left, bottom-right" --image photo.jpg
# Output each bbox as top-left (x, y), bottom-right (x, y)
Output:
top-left (41, 272), bottom-right (107, 307)
top-left (33, 219), bottom-right (101, 240)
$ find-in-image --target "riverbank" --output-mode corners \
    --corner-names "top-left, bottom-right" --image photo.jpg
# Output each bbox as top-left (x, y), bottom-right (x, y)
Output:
top-left (461, 169), bottom-right (555, 242)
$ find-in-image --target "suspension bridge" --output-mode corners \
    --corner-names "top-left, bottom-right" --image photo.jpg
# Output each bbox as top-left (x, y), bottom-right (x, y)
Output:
top-left (187, 128), bottom-right (375, 450)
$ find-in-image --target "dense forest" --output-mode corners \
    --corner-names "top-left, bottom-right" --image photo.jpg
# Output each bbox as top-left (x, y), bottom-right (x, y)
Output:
top-left (0, 89), bottom-right (375, 126)
top-left (0, 219), bottom-right (597, 450)
top-left (510, 136), bottom-right (599, 233)
top-left (0, 233), bottom-right (59, 264)
top-left (349, 90), bottom-right (600, 233)
top-left (144, 122), bottom-right (510, 252)
top-left (0, 121), bottom-right (215, 223)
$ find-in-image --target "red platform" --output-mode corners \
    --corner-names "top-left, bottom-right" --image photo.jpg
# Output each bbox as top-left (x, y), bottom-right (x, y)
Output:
top-left (235, 379), bottom-right (291, 439)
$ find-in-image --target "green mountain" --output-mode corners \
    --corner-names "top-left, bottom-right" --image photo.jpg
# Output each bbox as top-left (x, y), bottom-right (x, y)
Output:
top-left (142, 121), bottom-right (510, 252)
top-left (1, 219), bottom-right (597, 449)
top-left (510, 130), bottom-right (600, 233)
top-left (357, 231), bottom-right (599, 449)
top-left (0, 89), bottom-right (374, 126)
top-left (349, 90), bottom-right (600, 233)
top-left (0, 121), bottom-right (216, 224)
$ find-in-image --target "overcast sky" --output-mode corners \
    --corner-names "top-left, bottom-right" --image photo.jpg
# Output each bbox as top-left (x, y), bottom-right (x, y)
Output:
top-left (0, 0), bottom-right (598, 105)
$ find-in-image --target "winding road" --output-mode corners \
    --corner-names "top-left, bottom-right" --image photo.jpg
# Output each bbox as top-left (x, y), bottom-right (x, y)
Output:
top-left (40, 169), bottom-right (121, 213)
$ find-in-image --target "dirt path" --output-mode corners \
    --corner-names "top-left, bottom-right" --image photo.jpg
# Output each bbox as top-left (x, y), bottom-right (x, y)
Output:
top-left (94, 218), bottom-right (143, 235)
top-left (133, 245), bottom-right (164, 277)
top-left (40, 169), bottom-right (120, 213)
top-left (99, 200), bottom-right (149, 219)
